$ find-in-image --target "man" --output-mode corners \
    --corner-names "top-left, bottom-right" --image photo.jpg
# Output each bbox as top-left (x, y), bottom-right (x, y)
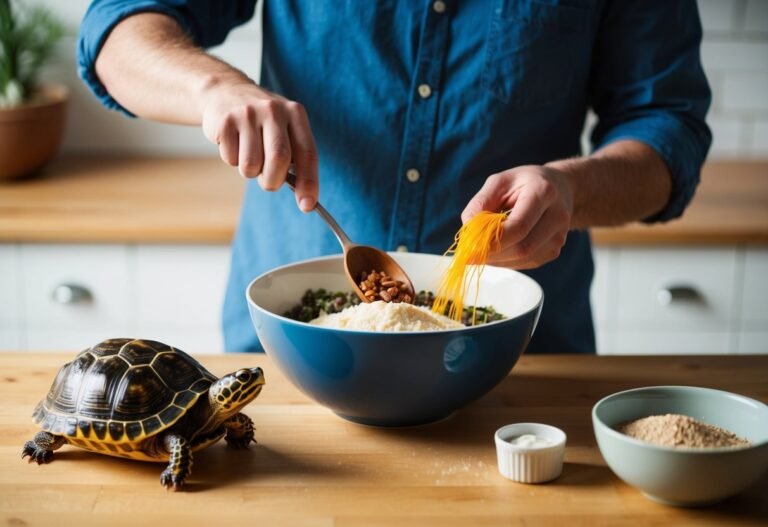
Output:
top-left (78, 1), bottom-right (711, 354)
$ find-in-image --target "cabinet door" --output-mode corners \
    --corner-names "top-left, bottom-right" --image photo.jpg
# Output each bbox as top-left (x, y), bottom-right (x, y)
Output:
top-left (738, 332), bottom-right (768, 354)
top-left (136, 245), bottom-right (230, 353)
top-left (603, 330), bottom-right (733, 355)
top-left (613, 248), bottom-right (737, 354)
top-left (21, 244), bottom-right (134, 351)
top-left (591, 248), bottom-right (615, 355)
top-left (739, 248), bottom-right (768, 354)
top-left (0, 244), bottom-right (22, 349)
top-left (616, 248), bottom-right (738, 329)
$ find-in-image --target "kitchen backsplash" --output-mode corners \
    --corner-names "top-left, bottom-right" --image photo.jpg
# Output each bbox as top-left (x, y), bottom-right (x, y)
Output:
top-left (31, 0), bottom-right (768, 159)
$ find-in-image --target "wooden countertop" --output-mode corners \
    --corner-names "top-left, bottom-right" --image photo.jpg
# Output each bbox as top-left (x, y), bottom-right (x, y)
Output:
top-left (0, 156), bottom-right (766, 245)
top-left (1, 353), bottom-right (766, 526)
top-left (592, 161), bottom-right (768, 246)
top-left (0, 156), bottom-right (244, 244)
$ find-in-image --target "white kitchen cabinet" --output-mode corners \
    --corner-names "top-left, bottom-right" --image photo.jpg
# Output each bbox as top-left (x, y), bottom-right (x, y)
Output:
top-left (3, 242), bottom-right (767, 355)
top-left (739, 248), bottom-right (768, 354)
top-left (21, 244), bottom-right (133, 351)
top-left (0, 244), bottom-right (22, 349)
top-left (738, 332), bottom-right (768, 354)
top-left (615, 248), bottom-right (738, 331)
top-left (8, 244), bottom-right (230, 354)
top-left (590, 248), bottom-right (615, 354)
top-left (592, 246), bottom-right (763, 355)
top-left (602, 329), bottom-right (732, 355)
top-left (135, 245), bottom-right (230, 353)
top-left (741, 248), bottom-right (768, 326)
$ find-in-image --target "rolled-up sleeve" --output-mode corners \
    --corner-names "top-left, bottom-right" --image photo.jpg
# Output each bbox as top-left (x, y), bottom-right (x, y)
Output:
top-left (589, 0), bottom-right (712, 223)
top-left (77, 0), bottom-right (257, 115)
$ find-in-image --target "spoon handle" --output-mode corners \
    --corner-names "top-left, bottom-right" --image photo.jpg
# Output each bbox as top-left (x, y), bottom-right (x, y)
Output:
top-left (285, 169), bottom-right (354, 250)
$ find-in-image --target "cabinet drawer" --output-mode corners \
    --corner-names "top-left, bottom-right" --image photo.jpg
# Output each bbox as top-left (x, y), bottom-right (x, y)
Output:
top-left (606, 330), bottom-right (733, 355)
top-left (136, 245), bottom-right (229, 328)
top-left (738, 332), bottom-right (768, 354)
top-left (742, 248), bottom-right (768, 326)
top-left (136, 245), bottom-right (229, 353)
top-left (0, 245), bottom-right (22, 349)
top-left (0, 244), bottom-right (20, 325)
top-left (591, 248), bottom-right (613, 326)
top-left (21, 245), bottom-right (133, 350)
top-left (0, 328), bottom-right (22, 350)
top-left (615, 248), bottom-right (738, 331)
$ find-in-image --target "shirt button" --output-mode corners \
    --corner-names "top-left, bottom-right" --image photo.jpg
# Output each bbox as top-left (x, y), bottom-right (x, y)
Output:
top-left (396, 245), bottom-right (409, 253)
top-left (406, 169), bottom-right (420, 183)
top-left (417, 83), bottom-right (432, 99)
top-left (433, 1), bottom-right (446, 13)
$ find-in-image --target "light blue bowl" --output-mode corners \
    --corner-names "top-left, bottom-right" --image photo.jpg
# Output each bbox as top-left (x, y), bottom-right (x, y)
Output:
top-left (592, 386), bottom-right (768, 507)
top-left (246, 252), bottom-right (543, 426)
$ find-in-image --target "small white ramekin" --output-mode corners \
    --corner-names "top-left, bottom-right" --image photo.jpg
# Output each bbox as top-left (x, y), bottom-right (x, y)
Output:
top-left (494, 423), bottom-right (567, 483)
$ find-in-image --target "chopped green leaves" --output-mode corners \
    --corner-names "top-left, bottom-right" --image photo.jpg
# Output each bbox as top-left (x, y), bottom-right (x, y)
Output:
top-left (283, 288), bottom-right (504, 327)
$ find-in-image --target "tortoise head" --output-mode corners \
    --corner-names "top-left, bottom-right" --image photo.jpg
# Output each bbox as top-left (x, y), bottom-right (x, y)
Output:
top-left (208, 367), bottom-right (265, 417)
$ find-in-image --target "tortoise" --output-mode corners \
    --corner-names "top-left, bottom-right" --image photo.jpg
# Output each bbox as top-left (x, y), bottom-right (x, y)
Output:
top-left (22, 338), bottom-right (265, 490)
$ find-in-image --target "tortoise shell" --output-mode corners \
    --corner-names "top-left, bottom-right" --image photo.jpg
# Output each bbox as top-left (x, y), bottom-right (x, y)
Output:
top-left (32, 338), bottom-right (217, 445)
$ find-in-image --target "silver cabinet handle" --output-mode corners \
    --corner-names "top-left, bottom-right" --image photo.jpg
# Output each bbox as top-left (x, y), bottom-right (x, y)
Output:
top-left (656, 285), bottom-right (705, 306)
top-left (52, 284), bottom-right (93, 304)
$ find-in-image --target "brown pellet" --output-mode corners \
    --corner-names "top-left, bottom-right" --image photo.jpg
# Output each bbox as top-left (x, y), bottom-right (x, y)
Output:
top-left (357, 268), bottom-right (412, 304)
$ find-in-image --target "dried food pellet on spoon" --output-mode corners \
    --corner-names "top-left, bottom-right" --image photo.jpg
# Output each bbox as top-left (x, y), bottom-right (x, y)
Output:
top-left (358, 270), bottom-right (412, 304)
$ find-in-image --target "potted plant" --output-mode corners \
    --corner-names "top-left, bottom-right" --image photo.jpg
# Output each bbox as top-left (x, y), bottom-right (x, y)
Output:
top-left (0, 0), bottom-right (66, 180)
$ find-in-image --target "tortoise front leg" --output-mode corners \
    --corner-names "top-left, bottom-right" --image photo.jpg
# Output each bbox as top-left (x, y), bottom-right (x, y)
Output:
top-left (160, 434), bottom-right (192, 491)
top-left (224, 413), bottom-right (255, 448)
top-left (22, 431), bottom-right (66, 464)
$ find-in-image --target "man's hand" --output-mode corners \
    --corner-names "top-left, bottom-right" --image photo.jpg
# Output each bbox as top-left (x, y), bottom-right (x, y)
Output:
top-left (201, 81), bottom-right (319, 212)
top-left (94, 12), bottom-right (319, 212)
top-left (461, 165), bottom-right (574, 270)
top-left (461, 141), bottom-right (674, 270)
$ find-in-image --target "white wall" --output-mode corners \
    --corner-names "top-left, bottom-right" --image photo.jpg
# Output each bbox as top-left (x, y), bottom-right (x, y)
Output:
top-left (699, 0), bottom-right (768, 157)
top-left (33, 0), bottom-right (262, 155)
top-left (31, 0), bottom-right (768, 158)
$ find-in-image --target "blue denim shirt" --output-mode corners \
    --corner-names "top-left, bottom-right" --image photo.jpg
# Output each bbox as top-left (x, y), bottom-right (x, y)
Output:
top-left (78, 0), bottom-right (711, 354)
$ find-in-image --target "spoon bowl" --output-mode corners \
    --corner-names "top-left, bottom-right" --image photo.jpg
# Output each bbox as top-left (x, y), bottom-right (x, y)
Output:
top-left (344, 245), bottom-right (415, 300)
top-left (285, 169), bottom-right (415, 303)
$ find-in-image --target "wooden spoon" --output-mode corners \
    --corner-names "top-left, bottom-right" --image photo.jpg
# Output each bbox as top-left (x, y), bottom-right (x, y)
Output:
top-left (285, 169), bottom-right (415, 303)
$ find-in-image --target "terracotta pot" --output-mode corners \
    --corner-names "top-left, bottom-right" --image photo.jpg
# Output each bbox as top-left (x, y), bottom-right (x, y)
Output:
top-left (0, 84), bottom-right (68, 180)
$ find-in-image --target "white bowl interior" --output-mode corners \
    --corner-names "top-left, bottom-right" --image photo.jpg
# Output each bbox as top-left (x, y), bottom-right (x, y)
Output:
top-left (249, 252), bottom-right (543, 321)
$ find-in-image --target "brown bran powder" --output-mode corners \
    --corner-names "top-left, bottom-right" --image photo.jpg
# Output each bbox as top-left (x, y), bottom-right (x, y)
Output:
top-left (617, 413), bottom-right (751, 448)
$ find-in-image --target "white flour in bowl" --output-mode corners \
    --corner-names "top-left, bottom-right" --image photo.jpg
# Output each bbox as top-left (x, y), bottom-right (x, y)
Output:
top-left (309, 301), bottom-right (463, 332)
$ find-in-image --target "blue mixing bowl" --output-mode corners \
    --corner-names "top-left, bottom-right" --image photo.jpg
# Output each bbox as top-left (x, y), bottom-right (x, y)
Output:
top-left (246, 252), bottom-right (543, 426)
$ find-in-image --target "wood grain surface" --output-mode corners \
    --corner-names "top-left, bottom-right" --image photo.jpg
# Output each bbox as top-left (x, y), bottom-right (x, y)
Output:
top-left (0, 156), bottom-right (244, 244)
top-left (0, 156), bottom-right (766, 245)
top-left (1, 352), bottom-right (766, 527)
top-left (591, 161), bottom-right (768, 245)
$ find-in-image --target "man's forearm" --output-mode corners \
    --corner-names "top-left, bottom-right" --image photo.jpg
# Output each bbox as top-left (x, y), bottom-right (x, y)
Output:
top-left (547, 140), bottom-right (674, 229)
top-left (95, 12), bottom-right (251, 124)
top-left (95, 11), bottom-right (320, 210)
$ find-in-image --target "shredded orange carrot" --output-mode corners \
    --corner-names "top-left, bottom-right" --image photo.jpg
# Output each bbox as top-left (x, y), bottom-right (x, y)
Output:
top-left (432, 211), bottom-right (509, 324)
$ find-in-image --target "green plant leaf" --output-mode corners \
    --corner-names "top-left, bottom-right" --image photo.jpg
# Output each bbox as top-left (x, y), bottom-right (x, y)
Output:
top-left (0, 0), bottom-right (64, 106)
